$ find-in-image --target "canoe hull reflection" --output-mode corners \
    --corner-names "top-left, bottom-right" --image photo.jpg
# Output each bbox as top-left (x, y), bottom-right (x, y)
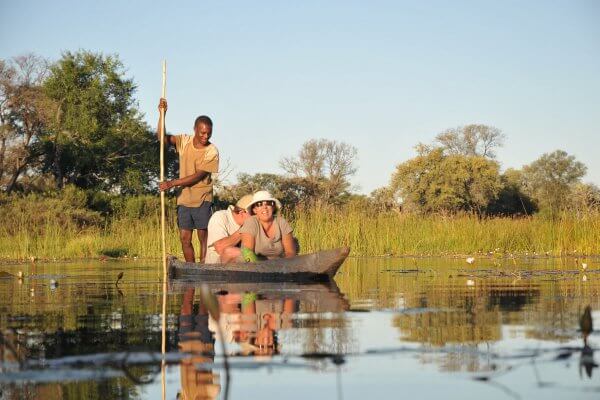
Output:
top-left (171, 280), bottom-right (349, 313)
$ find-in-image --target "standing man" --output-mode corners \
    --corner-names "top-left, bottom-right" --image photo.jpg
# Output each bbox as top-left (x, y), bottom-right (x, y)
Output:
top-left (157, 98), bottom-right (219, 263)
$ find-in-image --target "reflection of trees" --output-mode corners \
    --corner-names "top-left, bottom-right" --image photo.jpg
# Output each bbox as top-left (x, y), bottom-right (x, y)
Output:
top-left (337, 257), bottom-right (600, 341)
top-left (0, 262), bottom-right (180, 400)
top-left (0, 381), bottom-right (103, 400)
top-left (336, 257), bottom-right (600, 372)
top-left (291, 291), bottom-right (355, 356)
top-left (391, 284), bottom-right (544, 372)
top-left (524, 284), bottom-right (600, 341)
top-left (0, 263), bottom-right (177, 333)
top-left (289, 317), bottom-right (355, 357)
top-left (0, 329), bottom-right (150, 400)
top-left (0, 327), bottom-right (174, 400)
top-left (394, 309), bottom-right (501, 345)
top-left (394, 285), bottom-right (547, 345)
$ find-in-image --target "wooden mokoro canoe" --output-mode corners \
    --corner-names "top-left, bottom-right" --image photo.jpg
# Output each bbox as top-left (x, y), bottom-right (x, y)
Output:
top-left (168, 247), bottom-right (350, 282)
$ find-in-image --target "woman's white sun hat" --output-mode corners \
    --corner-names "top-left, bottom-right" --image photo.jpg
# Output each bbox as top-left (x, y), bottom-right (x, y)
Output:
top-left (247, 190), bottom-right (282, 213)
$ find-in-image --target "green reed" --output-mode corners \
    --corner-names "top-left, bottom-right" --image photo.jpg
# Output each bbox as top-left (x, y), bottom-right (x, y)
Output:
top-left (1, 201), bottom-right (599, 260)
top-left (292, 204), bottom-right (600, 256)
top-left (0, 211), bottom-right (176, 261)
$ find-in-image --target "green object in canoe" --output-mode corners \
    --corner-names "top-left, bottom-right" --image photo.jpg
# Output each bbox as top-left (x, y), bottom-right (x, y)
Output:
top-left (241, 247), bottom-right (259, 263)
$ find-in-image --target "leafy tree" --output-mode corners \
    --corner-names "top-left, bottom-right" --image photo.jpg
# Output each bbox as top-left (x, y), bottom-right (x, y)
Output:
top-left (0, 54), bottom-right (53, 193)
top-left (570, 183), bottom-right (600, 214)
top-left (41, 51), bottom-right (157, 193)
top-left (486, 168), bottom-right (537, 216)
top-left (280, 138), bottom-right (357, 203)
top-left (390, 147), bottom-right (503, 214)
top-left (434, 124), bottom-right (504, 159)
top-left (522, 150), bottom-right (586, 216)
top-left (217, 172), bottom-right (319, 211)
top-left (369, 186), bottom-right (400, 212)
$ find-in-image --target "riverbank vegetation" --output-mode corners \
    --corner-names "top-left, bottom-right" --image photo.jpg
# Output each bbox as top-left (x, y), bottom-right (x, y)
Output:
top-left (1, 186), bottom-right (599, 261)
top-left (1, 51), bottom-right (599, 261)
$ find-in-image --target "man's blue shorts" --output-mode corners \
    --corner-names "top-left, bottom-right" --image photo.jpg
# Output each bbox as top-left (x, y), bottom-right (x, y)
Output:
top-left (177, 202), bottom-right (213, 230)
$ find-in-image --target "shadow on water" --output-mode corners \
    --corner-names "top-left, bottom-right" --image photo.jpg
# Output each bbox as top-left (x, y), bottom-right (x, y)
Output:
top-left (1, 257), bottom-right (600, 399)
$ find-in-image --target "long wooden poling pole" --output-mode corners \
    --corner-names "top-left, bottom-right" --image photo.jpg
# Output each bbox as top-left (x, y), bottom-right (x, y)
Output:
top-left (160, 60), bottom-right (167, 283)
top-left (160, 60), bottom-right (168, 400)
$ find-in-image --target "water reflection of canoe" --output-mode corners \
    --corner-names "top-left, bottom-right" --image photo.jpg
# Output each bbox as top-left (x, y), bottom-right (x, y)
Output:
top-left (172, 281), bottom-right (349, 313)
top-left (168, 247), bottom-right (350, 282)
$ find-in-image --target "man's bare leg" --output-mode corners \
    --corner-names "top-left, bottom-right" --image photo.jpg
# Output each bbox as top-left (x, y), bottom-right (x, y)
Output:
top-left (197, 229), bottom-right (208, 263)
top-left (180, 229), bottom-right (195, 262)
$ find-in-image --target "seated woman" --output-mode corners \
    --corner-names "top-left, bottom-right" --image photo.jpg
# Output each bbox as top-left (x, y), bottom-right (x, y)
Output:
top-left (239, 191), bottom-right (297, 259)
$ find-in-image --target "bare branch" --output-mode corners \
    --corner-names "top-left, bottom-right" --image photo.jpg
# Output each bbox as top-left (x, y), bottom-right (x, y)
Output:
top-left (280, 138), bottom-right (357, 203)
top-left (435, 124), bottom-right (504, 158)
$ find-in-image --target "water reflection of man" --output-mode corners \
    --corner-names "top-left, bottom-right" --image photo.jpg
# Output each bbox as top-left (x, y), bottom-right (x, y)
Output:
top-left (178, 288), bottom-right (221, 400)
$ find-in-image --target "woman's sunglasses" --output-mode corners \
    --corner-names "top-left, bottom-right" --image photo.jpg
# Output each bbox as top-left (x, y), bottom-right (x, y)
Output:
top-left (253, 200), bottom-right (276, 208)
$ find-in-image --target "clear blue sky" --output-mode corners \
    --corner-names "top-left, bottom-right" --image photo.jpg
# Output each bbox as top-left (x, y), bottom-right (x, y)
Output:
top-left (1, 0), bottom-right (599, 193)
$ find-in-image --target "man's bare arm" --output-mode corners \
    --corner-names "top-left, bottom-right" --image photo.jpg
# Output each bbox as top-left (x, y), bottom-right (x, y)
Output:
top-left (159, 170), bottom-right (209, 191)
top-left (156, 98), bottom-right (176, 145)
top-left (213, 231), bottom-right (243, 255)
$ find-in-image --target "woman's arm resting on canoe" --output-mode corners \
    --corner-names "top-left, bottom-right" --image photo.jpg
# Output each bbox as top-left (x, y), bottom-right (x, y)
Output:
top-left (156, 98), bottom-right (176, 145)
top-left (282, 233), bottom-right (297, 258)
top-left (240, 233), bottom-right (255, 253)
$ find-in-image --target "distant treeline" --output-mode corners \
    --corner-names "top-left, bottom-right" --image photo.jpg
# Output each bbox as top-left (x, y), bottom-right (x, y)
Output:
top-left (2, 50), bottom-right (598, 221)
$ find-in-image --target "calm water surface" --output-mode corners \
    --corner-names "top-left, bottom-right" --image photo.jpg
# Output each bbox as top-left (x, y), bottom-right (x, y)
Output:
top-left (1, 256), bottom-right (599, 399)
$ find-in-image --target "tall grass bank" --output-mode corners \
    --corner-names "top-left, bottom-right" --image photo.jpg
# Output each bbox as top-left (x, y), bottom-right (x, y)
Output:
top-left (293, 205), bottom-right (600, 257)
top-left (1, 193), bottom-right (599, 261)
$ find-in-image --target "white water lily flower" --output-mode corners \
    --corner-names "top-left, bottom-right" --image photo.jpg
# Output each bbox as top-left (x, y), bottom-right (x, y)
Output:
top-left (582, 263), bottom-right (588, 270)
top-left (466, 279), bottom-right (475, 286)
top-left (466, 257), bottom-right (475, 264)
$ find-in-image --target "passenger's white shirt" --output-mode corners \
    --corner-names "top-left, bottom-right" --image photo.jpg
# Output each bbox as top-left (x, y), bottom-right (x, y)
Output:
top-left (205, 207), bottom-right (241, 264)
